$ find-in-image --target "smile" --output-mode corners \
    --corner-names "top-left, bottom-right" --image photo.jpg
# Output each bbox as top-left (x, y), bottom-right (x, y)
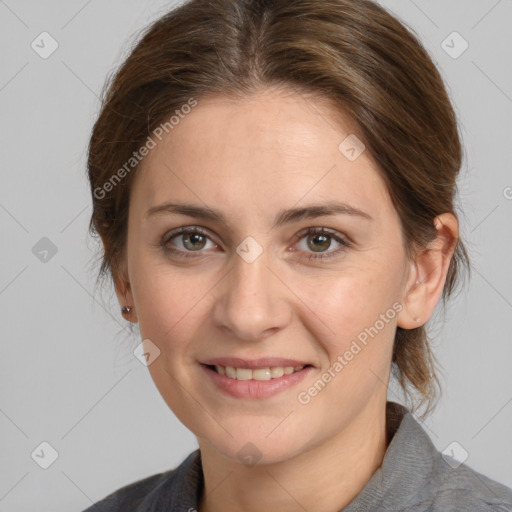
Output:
top-left (200, 361), bottom-right (314, 399)
top-left (208, 364), bottom-right (307, 381)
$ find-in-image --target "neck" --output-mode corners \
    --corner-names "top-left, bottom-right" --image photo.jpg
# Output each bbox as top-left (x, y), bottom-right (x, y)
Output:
top-left (198, 398), bottom-right (389, 512)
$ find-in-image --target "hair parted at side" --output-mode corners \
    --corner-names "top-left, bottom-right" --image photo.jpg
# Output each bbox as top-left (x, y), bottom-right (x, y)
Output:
top-left (87, 0), bottom-right (470, 418)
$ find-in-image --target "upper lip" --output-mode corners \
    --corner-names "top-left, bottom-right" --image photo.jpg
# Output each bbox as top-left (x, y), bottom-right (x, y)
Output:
top-left (201, 357), bottom-right (313, 369)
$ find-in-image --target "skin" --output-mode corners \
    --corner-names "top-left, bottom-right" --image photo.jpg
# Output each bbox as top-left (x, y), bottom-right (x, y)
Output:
top-left (111, 86), bottom-right (458, 512)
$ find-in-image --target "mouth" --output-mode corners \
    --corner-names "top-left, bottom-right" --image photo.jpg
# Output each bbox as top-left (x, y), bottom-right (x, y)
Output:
top-left (203, 363), bottom-right (313, 381)
top-left (200, 360), bottom-right (314, 399)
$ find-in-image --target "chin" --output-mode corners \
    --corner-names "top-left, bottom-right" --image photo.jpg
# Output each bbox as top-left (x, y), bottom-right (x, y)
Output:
top-left (196, 418), bottom-right (319, 467)
top-left (207, 437), bottom-right (306, 467)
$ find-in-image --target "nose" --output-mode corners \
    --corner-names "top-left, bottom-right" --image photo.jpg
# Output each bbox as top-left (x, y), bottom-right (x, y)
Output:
top-left (211, 245), bottom-right (292, 342)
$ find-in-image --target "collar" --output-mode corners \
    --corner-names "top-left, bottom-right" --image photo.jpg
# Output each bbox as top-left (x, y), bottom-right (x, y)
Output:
top-left (342, 401), bottom-right (439, 511)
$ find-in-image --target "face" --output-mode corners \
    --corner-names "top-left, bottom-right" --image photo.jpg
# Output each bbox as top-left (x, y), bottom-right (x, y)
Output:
top-left (120, 87), bottom-right (414, 465)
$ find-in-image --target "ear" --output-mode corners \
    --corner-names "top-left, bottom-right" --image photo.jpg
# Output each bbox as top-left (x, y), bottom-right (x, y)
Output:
top-left (112, 256), bottom-right (139, 324)
top-left (397, 213), bottom-right (459, 329)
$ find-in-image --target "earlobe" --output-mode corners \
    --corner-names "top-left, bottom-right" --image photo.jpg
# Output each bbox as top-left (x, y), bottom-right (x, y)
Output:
top-left (397, 271), bottom-right (426, 329)
top-left (113, 270), bottom-right (138, 323)
top-left (99, 235), bottom-right (138, 322)
top-left (397, 213), bottom-right (459, 330)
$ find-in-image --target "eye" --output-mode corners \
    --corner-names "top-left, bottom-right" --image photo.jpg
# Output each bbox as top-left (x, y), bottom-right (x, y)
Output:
top-left (292, 227), bottom-right (350, 261)
top-left (160, 226), bottom-right (350, 261)
top-left (161, 226), bottom-right (217, 258)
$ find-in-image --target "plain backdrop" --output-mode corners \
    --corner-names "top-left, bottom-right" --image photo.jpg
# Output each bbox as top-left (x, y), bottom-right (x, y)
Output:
top-left (0, 0), bottom-right (511, 510)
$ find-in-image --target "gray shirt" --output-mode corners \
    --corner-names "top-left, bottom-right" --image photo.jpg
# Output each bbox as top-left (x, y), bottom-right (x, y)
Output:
top-left (83, 401), bottom-right (512, 511)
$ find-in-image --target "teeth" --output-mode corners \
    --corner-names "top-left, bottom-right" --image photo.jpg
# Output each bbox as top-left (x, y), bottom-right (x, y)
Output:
top-left (213, 364), bottom-right (305, 381)
top-left (236, 368), bottom-right (252, 380)
top-left (253, 368), bottom-right (272, 380)
top-left (270, 367), bottom-right (284, 378)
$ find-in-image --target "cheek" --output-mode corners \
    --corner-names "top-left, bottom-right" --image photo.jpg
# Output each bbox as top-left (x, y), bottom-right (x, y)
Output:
top-left (303, 264), bottom-right (401, 336)
top-left (130, 264), bottom-right (215, 435)
top-left (294, 259), bottom-right (403, 383)
top-left (292, 272), bottom-right (400, 416)
top-left (130, 260), bottom-right (213, 350)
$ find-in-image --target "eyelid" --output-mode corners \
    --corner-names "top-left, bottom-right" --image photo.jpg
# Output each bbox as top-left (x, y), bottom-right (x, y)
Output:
top-left (292, 226), bottom-right (350, 245)
top-left (162, 225), bottom-right (215, 243)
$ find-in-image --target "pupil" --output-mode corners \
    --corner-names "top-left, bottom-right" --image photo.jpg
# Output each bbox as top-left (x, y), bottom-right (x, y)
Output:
top-left (308, 234), bottom-right (330, 252)
top-left (184, 233), bottom-right (205, 250)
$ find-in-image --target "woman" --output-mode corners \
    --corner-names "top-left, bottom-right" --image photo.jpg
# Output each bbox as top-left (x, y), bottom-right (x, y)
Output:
top-left (84, 0), bottom-right (512, 510)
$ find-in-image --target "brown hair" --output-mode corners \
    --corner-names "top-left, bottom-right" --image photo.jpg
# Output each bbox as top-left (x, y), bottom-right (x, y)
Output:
top-left (87, 0), bottom-right (470, 417)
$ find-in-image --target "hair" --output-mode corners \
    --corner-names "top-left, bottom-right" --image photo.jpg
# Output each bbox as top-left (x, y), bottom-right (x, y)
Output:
top-left (87, 0), bottom-right (470, 418)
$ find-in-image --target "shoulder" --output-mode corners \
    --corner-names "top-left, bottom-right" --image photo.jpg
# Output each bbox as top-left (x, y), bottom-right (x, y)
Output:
top-left (81, 470), bottom-right (175, 511)
top-left (409, 458), bottom-right (512, 512)
top-left (369, 404), bottom-right (512, 512)
top-left (81, 450), bottom-right (202, 512)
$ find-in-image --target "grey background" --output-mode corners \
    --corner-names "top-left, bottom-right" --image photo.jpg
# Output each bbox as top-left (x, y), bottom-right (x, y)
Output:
top-left (0, 0), bottom-right (511, 510)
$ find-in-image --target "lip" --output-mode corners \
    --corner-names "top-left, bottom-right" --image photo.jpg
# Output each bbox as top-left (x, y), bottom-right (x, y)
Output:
top-left (200, 357), bottom-right (312, 369)
top-left (200, 363), bottom-right (314, 399)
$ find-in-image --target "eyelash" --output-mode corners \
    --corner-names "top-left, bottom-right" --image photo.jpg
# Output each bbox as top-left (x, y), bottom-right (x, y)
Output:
top-left (160, 226), bottom-right (351, 261)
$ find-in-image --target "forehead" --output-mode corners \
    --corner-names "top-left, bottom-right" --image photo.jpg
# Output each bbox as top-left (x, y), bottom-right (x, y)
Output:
top-left (131, 87), bottom-right (393, 222)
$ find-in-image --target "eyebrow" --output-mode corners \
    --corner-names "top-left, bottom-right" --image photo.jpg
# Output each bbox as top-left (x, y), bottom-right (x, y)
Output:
top-left (144, 200), bottom-right (373, 228)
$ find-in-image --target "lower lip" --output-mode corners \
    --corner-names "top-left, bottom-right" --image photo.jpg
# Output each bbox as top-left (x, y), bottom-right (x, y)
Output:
top-left (201, 364), bottom-right (313, 399)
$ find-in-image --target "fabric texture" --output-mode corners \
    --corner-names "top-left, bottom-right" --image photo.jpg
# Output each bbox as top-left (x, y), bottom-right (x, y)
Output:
top-left (82, 401), bottom-right (512, 511)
